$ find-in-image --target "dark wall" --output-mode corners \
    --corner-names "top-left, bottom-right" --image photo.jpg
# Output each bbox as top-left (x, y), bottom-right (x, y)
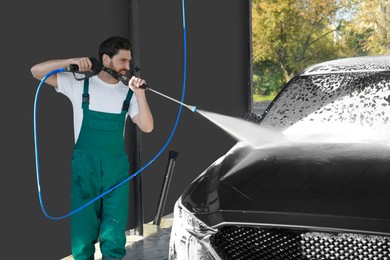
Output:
top-left (137, 0), bottom-right (250, 228)
top-left (3, 0), bottom-right (249, 258)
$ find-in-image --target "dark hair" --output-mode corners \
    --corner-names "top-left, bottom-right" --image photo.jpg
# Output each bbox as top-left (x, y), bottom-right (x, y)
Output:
top-left (98, 36), bottom-right (132, 62)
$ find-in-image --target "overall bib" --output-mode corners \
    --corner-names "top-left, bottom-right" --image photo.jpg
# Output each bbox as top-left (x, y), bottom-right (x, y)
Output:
top-left (71, 79), bottom-right (133, 260)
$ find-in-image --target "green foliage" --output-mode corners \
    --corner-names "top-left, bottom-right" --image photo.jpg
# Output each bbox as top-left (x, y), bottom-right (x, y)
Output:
top-left (338, 28), bottom-right (372, 57)
top-left (343, 0), bottom-right (390, 55)
top-left (251, 0), bottom-right (390, 102)
top-left (252, 60), bottom-right (285, 96)
top-left (252, 0), bottom-right (344, 78)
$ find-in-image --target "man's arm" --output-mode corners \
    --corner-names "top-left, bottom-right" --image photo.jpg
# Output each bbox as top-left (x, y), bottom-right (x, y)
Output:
top-left (30, 57), bottom-right (92, 87)
top-left (129, 77), bottom-right (154, 133)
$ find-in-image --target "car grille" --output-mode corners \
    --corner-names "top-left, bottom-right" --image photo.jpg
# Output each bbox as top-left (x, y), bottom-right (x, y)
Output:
top-left (209, 226), bottom-right (390, 260)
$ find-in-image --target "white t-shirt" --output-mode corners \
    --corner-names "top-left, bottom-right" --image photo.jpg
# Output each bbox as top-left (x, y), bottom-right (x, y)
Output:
top-left (56, 73), bottom-right (139, 143)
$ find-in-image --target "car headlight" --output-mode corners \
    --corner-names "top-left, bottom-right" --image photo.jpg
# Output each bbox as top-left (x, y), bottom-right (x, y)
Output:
top-left (169, 198), bottom-right (219, 260)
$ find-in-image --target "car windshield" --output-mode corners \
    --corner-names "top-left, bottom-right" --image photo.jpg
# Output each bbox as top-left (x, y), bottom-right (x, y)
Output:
top-left (261, 71), bottom-right (390, 143)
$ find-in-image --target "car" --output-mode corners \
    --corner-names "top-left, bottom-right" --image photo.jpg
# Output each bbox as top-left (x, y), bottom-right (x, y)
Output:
top-left (168, 55), bottom-right (390, 260)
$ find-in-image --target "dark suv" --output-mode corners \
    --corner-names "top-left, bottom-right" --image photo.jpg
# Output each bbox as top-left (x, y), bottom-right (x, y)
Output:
top-left (168, 55), bottom-right (390, 260)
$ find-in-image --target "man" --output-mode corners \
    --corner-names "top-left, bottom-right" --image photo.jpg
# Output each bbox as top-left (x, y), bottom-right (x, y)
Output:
top-left (31, 36), bottom-right (154, 260)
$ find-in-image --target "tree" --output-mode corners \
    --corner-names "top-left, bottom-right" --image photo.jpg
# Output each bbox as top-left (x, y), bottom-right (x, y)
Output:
top-left (345, 0), bottom-right (390, 54)
top-left (253, 60), bottom-right (285, 96)
top-left (252, 0), bottom-right (352, 83)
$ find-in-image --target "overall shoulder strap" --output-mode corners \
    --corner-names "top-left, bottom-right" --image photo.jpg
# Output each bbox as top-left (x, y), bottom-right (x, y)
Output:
top-left (122, 89), bottom-right (134, 112)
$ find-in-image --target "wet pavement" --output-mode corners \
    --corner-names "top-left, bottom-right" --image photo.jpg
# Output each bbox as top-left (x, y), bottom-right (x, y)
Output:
top-left (61, 215), bottom-right (173, 260)
top-left (253, 101), bottom-right (271, 115)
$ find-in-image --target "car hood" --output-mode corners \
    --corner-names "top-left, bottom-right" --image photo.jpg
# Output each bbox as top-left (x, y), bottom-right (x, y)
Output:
top-left (181, 141), bottom-right (390, 234)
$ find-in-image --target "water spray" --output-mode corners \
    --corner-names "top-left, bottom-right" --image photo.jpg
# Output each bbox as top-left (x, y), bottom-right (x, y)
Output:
top-left (103, 67), bottom-right (197, 112)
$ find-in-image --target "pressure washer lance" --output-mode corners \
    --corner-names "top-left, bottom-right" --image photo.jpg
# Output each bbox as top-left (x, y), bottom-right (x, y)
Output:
top-left (103, 67), bottom-right (197, 113)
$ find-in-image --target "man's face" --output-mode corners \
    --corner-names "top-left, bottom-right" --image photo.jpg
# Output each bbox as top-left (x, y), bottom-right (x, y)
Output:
top-left (109, 49), bottom-right (132, 75)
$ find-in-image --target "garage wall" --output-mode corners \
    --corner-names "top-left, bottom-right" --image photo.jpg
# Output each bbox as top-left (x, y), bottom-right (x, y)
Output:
top-left (136, 0), bottom-right (251, 231)
top-left (2, 0), bottom-right (249, 258)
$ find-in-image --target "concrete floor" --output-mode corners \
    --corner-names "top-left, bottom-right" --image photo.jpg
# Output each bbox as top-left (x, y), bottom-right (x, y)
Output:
top-left (253, 101), bottom-right (271, 114)
top-left (61, 215), bottom-right (173, 260)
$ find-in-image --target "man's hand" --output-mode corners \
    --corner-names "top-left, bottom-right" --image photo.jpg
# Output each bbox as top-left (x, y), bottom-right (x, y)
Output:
top-left (129, 76), bottom-right (147, 96)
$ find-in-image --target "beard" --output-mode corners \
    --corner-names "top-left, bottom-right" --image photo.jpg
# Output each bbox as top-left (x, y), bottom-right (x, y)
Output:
top-left (118, 69), bottom-right (129, 76)
top-left (107, 60), bottom-right (128, 76)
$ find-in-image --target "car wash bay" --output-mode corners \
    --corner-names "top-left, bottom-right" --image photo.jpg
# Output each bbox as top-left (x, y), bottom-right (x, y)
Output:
top-left (5, 0), bottom-right (250, 259)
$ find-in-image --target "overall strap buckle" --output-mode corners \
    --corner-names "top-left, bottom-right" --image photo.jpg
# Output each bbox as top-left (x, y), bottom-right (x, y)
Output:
top-left (82, 94), bottom-right (90, 104)
top-left (122, 100), bottom-right (130, 111)
top-left (122, 89), bottom-right (133, 112)
top-left (82, 79), bottom-right (90, 109)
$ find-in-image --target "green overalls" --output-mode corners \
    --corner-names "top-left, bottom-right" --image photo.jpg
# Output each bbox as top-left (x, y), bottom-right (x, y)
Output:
top-left (71, 79), bottom-right (133, 260)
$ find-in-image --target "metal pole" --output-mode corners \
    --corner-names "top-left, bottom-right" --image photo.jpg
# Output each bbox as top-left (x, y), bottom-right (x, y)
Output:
top-left (128, 0), bottom-right (144, 236)
top-left (153, 151), bottom-right (179, 226)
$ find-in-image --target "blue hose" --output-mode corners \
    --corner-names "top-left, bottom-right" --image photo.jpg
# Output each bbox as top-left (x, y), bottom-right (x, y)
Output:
top-left (33, 0), bottom-right (187, 220)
